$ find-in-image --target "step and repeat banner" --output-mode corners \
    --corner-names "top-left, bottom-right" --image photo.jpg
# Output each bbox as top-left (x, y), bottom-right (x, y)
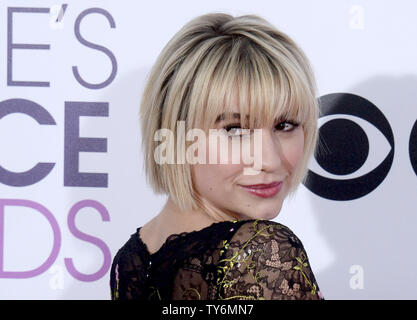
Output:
top-left (0, 0), bottom-right (416, 299)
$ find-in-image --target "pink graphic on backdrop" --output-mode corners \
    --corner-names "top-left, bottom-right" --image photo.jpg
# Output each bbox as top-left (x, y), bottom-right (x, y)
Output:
top-left (0, 199), bottom-right (61, 278)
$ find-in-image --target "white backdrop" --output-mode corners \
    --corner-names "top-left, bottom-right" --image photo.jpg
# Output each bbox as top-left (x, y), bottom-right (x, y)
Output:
top-left (0, 0), bottom-right (416, 299)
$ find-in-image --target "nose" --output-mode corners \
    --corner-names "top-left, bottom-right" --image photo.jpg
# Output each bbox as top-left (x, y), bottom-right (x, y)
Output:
top-left (253, 128), bottom-right (282, 173)
top-left (263, 128), bottom-right (283, 172)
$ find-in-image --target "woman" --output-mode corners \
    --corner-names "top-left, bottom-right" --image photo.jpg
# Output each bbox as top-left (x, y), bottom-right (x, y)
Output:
top-left (110, 12), bottom-right (324, 300)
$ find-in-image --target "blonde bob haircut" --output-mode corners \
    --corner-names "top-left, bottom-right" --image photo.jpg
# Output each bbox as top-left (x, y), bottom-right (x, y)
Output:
top-left (140, 12), bottom-right (319, 218)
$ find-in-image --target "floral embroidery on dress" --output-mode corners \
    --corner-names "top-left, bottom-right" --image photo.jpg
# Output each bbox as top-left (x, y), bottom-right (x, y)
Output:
top-left (109, 218), bottom-right (324, 300)
top-left (113, 264), bottom-right (119, 300)
top-left (149, 286), bottom-right (162, 300)
top-left (216, 220), bottom-right (324, 300)
top-left (264, 239), bottom-right (292, 270)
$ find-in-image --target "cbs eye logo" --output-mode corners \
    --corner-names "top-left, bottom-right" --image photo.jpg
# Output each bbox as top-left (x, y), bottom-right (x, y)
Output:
top-left (303, 92), bottom-right (416, 201)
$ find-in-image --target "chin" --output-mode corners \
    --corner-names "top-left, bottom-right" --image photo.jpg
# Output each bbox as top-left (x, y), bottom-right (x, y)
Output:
top-left (235, 202), bottom-right (282, 221)
top-left (256, 203), bottom-right (283, 220)
top-left (250, 209), bottom-right (279, 221)
top-left (264, 211), bottom-right (280, 220)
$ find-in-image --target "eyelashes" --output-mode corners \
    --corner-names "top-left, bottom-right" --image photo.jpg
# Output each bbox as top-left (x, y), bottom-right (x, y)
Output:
top-left (223, 120), bottom-right (300, 136)
top-left (274, 120), bottom-right (300, 132)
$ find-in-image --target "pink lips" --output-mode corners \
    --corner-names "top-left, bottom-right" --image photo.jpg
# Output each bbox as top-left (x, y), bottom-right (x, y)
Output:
top-left (239, 181), bottom-right (283, 198)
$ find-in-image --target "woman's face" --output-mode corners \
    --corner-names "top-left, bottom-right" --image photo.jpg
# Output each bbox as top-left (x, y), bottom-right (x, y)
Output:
top-left (191, 93), bottom-right (305, 221)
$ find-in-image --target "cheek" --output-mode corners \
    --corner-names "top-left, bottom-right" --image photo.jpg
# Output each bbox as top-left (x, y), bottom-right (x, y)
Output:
top-left (192, 164), bottom-right (211, 192)
top-left (283, 129), bottom-right (305, 169)
top-left (192, 163), bottom-right (240, 195)
top-left (191, 136), bottom-right (244, 195)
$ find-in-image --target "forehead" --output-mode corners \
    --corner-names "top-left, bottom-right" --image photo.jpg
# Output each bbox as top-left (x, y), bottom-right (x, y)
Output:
top-left (229, 90), bottom-right (240, 112)
top-left (215, 92), bottom-right (245, 122)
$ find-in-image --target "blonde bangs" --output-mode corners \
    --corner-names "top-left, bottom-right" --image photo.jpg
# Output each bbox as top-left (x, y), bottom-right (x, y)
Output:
top-left (187, 37), bottom-right (314, 134)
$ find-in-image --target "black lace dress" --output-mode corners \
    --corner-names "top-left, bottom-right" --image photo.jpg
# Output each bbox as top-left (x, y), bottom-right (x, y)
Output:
top-left (110, 219), bottom-right (324, 300)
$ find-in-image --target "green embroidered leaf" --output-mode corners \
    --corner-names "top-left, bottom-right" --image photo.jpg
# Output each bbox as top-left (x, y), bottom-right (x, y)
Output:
top-left (255, 272), bottom-right (263, 282)
top-left (293, 266), bottom-right (301, 271)
top-left (295, 257), bottom-right (303, 264)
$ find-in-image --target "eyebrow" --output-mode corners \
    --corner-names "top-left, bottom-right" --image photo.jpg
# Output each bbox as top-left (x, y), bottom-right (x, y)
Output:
top-left (215, 113), bottom-right (249, 123)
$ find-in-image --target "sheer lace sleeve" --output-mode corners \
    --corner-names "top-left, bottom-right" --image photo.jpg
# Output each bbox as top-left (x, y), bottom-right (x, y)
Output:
top-left (110, 247), bottom-right (128, 300)
top-left (110, 236), bottom-right (148, 300)
top-left (110, 249), bottom-right (120, 300)
top-left (216, 220), bottom-right (324, 300)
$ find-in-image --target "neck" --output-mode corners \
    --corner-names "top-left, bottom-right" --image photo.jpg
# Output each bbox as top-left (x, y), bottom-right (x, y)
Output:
top-left (154, 197), bottom-right (238, 234)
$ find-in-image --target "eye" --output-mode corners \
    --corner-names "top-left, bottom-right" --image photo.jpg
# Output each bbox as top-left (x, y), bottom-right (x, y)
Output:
top-left (223, 120), bottom-right (300, 136)
top-left (223, 123), bottom-right (250, 137)
top-left (275, 120), bottom-right (299, 132)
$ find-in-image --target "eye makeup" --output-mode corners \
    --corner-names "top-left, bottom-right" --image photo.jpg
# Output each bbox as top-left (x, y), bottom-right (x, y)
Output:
top-left (222, 119), bottom-right (300, 136)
